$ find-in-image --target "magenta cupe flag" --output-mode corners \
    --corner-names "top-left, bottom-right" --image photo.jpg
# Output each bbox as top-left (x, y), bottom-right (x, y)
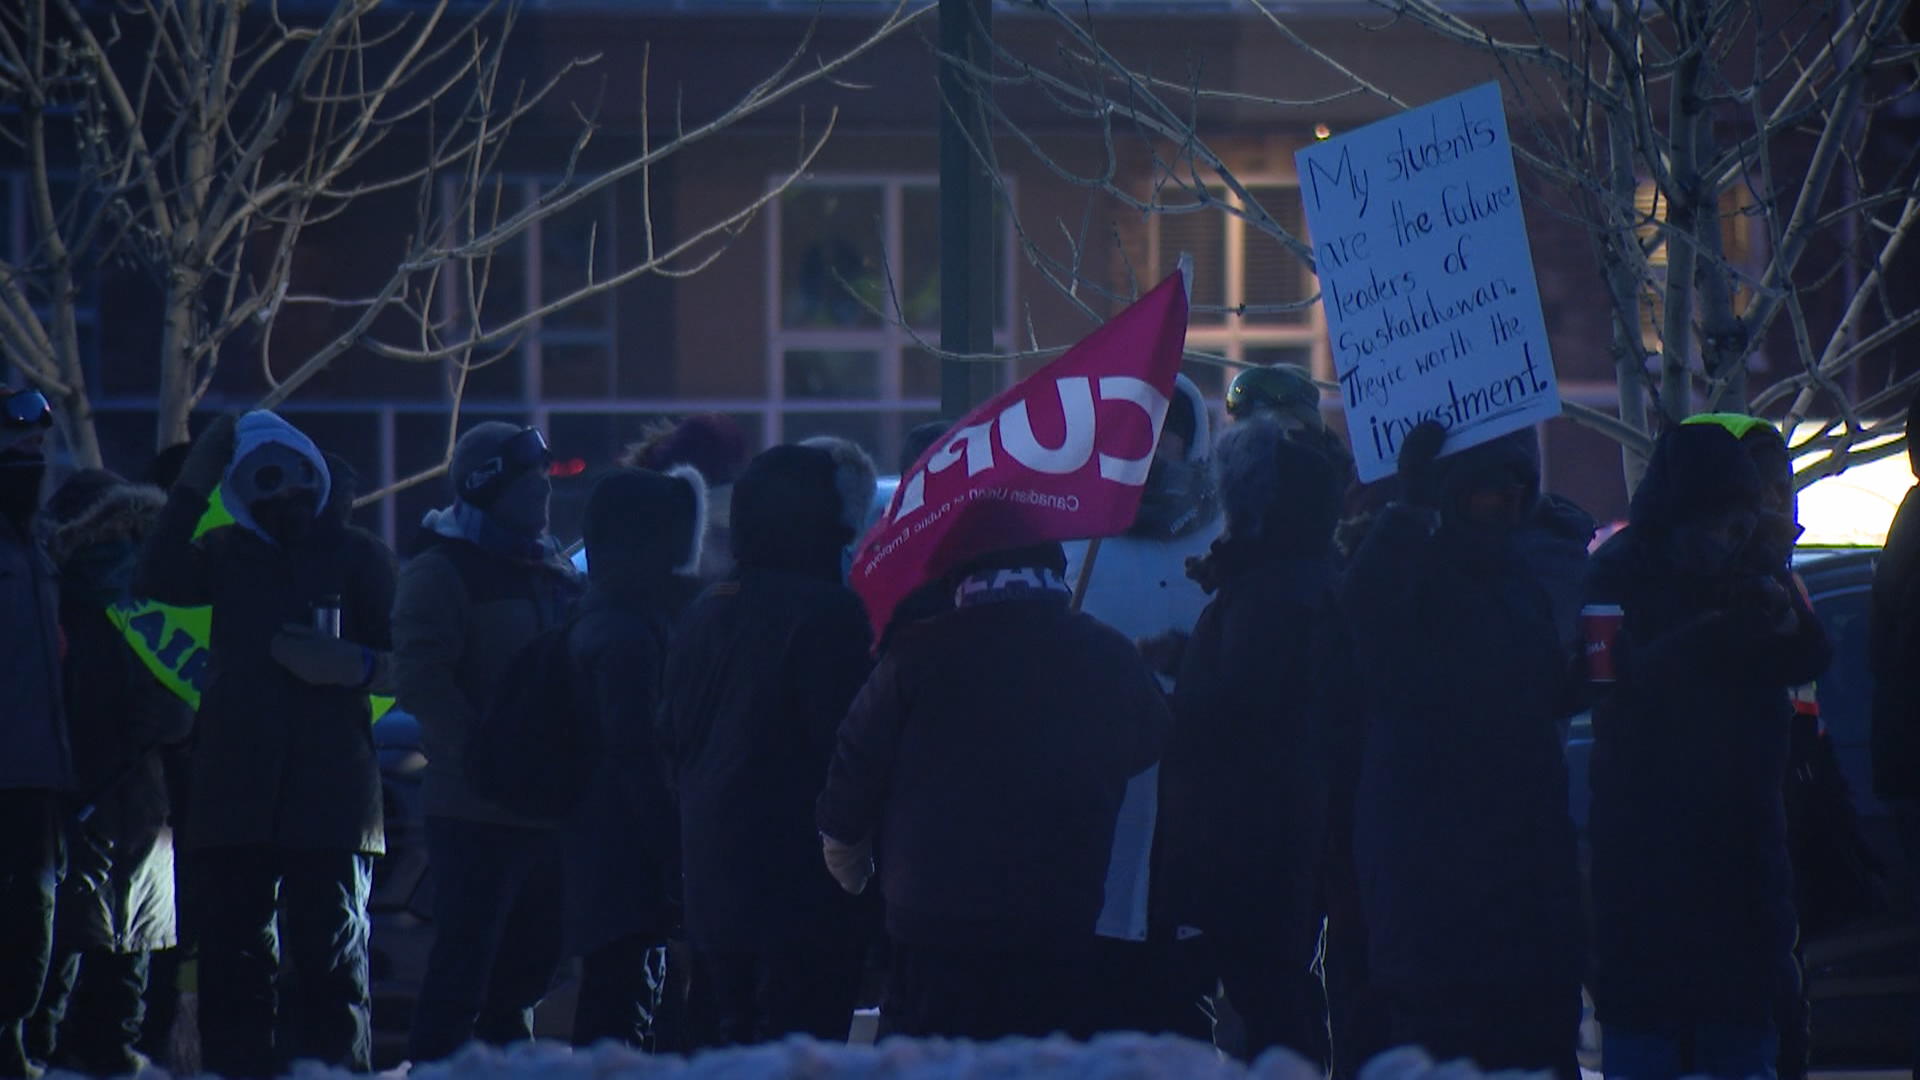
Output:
top-left (852, 266), bottom-right (1191, 639)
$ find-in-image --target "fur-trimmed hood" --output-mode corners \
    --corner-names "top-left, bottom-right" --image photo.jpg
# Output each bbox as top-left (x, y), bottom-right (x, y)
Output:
top-left (584, 464), bottom-right (709, 584)
top-left (800, 435), bottom-right (880, 539)
top-left (1210, 417), bottom-right (1339, 553)
top-left (47, 480), bottom-right (166, 567)
top-left (1171, 373), bottom-right (1212, 464)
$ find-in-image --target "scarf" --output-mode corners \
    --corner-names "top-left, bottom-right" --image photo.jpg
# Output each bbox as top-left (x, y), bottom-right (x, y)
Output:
top-left (954, 566), bottom-right (1072, 610)
top-left (423, 500), bottom-right (556, 563)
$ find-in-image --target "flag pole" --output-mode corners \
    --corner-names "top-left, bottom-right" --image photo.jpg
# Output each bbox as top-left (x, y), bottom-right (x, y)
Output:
top-left (1069, 538), bottom-right (1101, 612)
top-left (1068, 254), bottom-right (1191, 617)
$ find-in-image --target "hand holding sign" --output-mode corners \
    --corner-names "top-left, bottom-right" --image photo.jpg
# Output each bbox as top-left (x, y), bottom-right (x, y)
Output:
top-left (1296, 82), bottom-right (1560, 482)
top-left (1398, 419), bottom-right (1450, 507)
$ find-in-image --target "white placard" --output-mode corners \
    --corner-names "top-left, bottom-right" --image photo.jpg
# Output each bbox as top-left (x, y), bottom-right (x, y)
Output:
top-left (1295, 81), bottom-right (1560, 483)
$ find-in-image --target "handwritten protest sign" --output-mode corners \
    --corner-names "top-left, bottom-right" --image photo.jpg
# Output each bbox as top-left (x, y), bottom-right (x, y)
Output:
top-left (1295, 81), bottom-right (1560, 483)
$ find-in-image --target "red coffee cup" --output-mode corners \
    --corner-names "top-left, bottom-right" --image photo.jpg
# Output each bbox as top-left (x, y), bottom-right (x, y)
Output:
top-left (1581, 603), bottom-right (1624, 683)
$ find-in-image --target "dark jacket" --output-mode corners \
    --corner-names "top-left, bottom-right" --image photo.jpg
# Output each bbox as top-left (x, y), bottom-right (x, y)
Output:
top-left (1872, 483), bottom-right (1920, 802)
top-left (60, 596), bottom-right (192, 953)
top-left (1587, 429), bottom-right (1832, 1029)
top-left (817, 593), bottom-right (1167, 947)
top-left (1339, 439), bottom-right (1584, 995)
top-left (1162, 555), bottom-right (1338, 944)
top-left (137, 488), bottom-right (394, 854)
top-left (658, 570), bottom-right (872, 951)
top-left (50, 479), bottom-right (191, 954)
top-left (0, 515), bottom-right (70, 793)
top-left (391, 533), bottom-right (580, 827)
top-left (561, 576), bottom-right (698, 954)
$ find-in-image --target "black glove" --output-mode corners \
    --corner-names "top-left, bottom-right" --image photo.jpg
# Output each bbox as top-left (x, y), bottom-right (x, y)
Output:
top-left (1397, 420), bottom-right (1449, 508)
top-left (1741, 511), bottom-right (1802, 575)
top-left (174, 414), bottom-right (238, 498)
top-left (1723, 574), bottom-right (1798, 635)
top-left (271, 624), bottom-right (375, 687)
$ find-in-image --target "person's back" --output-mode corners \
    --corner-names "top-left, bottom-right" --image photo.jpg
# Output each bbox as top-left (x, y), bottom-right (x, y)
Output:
top-left (32, 473), bottom-right (190, 1076)
top-left (861, 598), bottom-right (1163, 943)
top-left (1868, 394), bottom-right (1920, 1080)
top-left (817, 543), bottom-right (1168, 1040)
top-left (656, 443), bottom-right (872, 1046)
top-left (561, 466), bottom-right (706, 1052)
top-left (1162, 426), bottom-right (1344, 1064)
top-left (0, 388), bottom-right (69, 1080)
top-left (1873, 394), bottom-right (1920, 804)
top-left (1339, 422), bottom-right (1583, 1079)
top-left (665, 571), bottom-right (869, 951)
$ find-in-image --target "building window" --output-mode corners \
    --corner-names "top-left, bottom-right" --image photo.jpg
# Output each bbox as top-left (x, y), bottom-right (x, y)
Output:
top-left (440, 175), bottom-right (619, 402)
top-left (1633, 177), bottom-right (1761, 365)
top-left (1148, 181), bottom-right (1323, 401)
top-left (770, 178), bottom-right (1012, 472)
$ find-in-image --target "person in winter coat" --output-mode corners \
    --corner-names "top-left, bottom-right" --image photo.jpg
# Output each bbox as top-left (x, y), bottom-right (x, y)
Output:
top-left (1225, 364), bottom-right (1384, 1076)
top-left (1163, 422), bottom-right (1344, 1063)
top-left (800, 436), bottom-right (879, 582)
top-left (656, 444), bottom-right (873, 1046)
top-left (1064, 374), bottom-right (1221, 656)
top-left (1586, 422), bottom-right (1831, 1080)
top-left (133, 440), bottom-right (195, 1070)
top-left (562, 466), bottom-right (707, 1051)
top-left (24, 473), bottom-right (191, 1075)
top-left (620, 415), bottom-right (750, 581)
top-left (1340, 421), bottom-right (1585, 1079)
top-left (817, 540), bottom-right (1170, 1040)
top-left (0, 388), bottom-right (67, 1080)
top-left (393, 421), bottom-right (581, 1063)
top-left (136, 410), bottom-right (396, 1077)
top-left (1056, 376), bottom-right (1218, 1040)
top-left (1875, 394), bottom-right (1920, 807)
top-left (1871, 392), bottom-right (1920, 1080)
top-left (1682, 413), bottom-right (1879, 1080)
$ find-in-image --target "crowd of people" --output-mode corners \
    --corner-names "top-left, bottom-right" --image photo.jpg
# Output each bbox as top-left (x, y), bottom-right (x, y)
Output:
top-left (0, 366), bottom-right (1915, 1080)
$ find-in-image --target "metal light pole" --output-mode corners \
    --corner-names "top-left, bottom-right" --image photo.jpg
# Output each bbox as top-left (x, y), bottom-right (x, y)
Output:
top-left (938, 0), bottom-right (995, 420)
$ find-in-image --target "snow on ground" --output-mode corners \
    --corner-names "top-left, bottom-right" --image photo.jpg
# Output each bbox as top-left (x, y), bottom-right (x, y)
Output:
top-left (65, 1036), bottom-right (1560, 1080)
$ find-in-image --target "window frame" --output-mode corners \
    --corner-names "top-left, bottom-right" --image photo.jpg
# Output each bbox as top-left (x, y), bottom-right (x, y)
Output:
top-left (763, 173), bottom-right (1018, 455)
top-left (435, 173), bottom-right (621, 403)
top-left (1146, 177), bottom-right (1328, 396)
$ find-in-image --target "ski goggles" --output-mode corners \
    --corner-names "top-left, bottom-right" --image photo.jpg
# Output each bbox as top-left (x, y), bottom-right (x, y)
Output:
top-left (2, 389), bottom-right (52, 430)
top-left (461, 426), bottom-right (553, 502)
top-left (230, 443), bottom-right (325, 506)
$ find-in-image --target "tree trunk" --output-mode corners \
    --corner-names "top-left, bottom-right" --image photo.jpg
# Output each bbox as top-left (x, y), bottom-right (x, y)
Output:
top-left (56, 390), bottom-right (103, 470)
top-left (156, 275), bottom-right (200, 451)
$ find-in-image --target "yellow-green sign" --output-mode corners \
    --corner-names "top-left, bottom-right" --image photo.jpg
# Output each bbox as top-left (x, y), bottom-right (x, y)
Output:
top-left (110, 487), bottom-right (395, 722)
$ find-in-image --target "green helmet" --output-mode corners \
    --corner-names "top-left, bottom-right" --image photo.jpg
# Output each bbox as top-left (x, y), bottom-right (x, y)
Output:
top-left (1226, 363), bottom-right (1323, 429)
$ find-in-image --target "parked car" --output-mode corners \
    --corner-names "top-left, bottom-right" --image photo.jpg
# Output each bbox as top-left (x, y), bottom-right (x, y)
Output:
top-left (1564, 546), bottom-right (1919, 1068)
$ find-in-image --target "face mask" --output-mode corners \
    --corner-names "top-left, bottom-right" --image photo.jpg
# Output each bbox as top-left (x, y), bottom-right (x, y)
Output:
top-left (487, 468), bottom-right (552, 540)
top-left (250, 490), bottom-right (320, 547)
top-left (230, 444), bottom-right (324, 508)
